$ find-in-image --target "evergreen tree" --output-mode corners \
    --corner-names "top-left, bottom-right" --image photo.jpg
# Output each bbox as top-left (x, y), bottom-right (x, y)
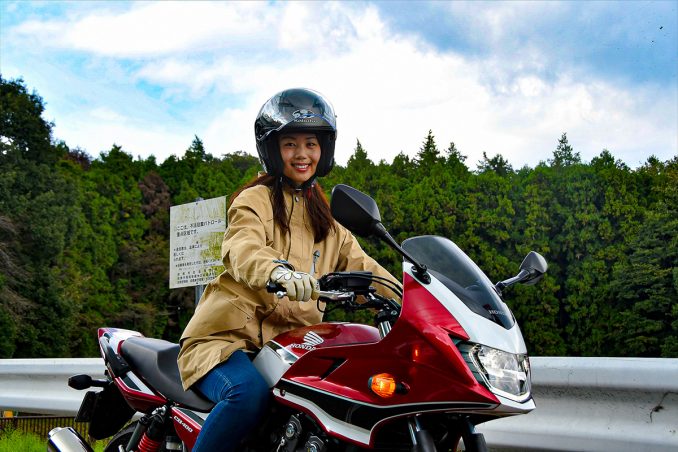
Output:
top-left (476, 152), bottom-right (513, 176)
top-left (445, 141), bottom-right (469, 176)
top-left (2, 77), bottom-right (676, 358)
top-left (415, 130), bottom-right (444, 170)
top-left (549, 133), bottom-right (581, 166)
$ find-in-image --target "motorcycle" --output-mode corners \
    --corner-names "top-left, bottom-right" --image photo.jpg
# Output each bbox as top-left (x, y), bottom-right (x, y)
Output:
top-left (48, 184), bottom-right (547, 452)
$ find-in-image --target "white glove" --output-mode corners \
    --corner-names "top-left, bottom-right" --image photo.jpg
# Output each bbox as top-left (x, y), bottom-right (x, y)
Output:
top-left (270, 266), bottom-right (319, 302)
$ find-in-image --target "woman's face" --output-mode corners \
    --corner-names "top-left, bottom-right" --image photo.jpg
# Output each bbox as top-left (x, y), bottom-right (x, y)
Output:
top-left (278, 132), bottom-right (321, 186)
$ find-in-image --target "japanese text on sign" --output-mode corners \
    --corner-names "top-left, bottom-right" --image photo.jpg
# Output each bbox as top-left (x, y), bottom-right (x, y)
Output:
top-left (169, 196), bottom-right (226, 289)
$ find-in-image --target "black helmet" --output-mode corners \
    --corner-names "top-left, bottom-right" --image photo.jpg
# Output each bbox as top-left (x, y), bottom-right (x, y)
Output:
top-left (254, 88), bottom-right (337, 179)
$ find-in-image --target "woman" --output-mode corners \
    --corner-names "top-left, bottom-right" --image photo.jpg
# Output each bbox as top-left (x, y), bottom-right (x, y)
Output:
top-left (178, 88), bottom-right (400, 452)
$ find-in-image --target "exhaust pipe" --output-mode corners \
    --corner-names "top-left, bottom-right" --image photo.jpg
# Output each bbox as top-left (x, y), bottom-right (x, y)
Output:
top-left (47, 427), bottom-right (94, 452)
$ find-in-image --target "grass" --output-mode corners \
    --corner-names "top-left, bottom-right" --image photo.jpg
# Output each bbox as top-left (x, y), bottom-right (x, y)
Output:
top-left (0, 429), bottom-right (106, 452)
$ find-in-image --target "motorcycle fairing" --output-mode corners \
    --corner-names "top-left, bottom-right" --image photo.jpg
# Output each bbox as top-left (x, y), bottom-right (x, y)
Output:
top-left (403, 263), bottom-right (529, 355)
top-left (171, 406), bottom-right (205, 450)
top-left (402, 236), bottom-right (516, 329)
top-left (98, 328), bottom-right (167, 412)
top-left (269, 273), bottom-right (501, 446)
top-left (254, 323), bottom-right (381, 388)
top-left (274, 380), bottom-right (496, 448)
top-left (112, 366), bottom-right (167, 413)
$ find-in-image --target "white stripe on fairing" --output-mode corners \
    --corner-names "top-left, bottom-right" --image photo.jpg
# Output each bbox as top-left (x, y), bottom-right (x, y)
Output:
top-left (126, 370), bottom-right (154, 395)
top-left (280, 379), bottom-right (495, 411)
top-left (275, 388), bottom-right (371, 445)
top-left (275, 381), bottom-right (499, 446)
top-left (403, 264), bottom-right (527, 354)
top-left (174, 407), bottom-right (207, 428)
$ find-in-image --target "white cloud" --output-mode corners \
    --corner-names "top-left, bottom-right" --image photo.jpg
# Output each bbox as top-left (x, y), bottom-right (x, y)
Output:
top-left (5, 1), bottom-right (676, 168)
top-left (12, 2), bottom-right (276, 57)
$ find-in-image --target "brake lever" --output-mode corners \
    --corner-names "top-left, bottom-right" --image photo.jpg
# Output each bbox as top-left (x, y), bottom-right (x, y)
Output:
top-left (318, 291), bottom-right (355, 302)
top-left (267, 281), bottom-right (355, 302)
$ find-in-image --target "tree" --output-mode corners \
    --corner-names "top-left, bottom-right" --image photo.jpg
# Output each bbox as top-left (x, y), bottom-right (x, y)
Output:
top-left (415, 130), bottom-right (444, 170)
top-left (445, 142), bottom-right (469, 176)
top-left (184, 135), bottom-right (212, 164)
top-left (0, 76), bottom-right (60, 165)
top-left (549, 133), bottom-right (581, 167)
top-left (607, 158), bottom-right (678, 357)
top-left (476, 152), bottom-right (513, 176)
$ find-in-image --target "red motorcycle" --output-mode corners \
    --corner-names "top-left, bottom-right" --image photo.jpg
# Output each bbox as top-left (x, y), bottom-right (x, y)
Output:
top-left (48, 184), bottom-right (547, 452)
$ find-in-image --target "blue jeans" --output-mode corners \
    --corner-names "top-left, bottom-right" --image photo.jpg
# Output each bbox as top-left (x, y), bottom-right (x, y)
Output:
top-left (192, 350), bottom-right (270, 452)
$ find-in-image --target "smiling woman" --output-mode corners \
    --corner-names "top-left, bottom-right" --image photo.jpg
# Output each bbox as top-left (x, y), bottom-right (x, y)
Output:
top-left (278, 132), bottom-right (321, 186)
top-left (177, 87), bottom-right (400, 452)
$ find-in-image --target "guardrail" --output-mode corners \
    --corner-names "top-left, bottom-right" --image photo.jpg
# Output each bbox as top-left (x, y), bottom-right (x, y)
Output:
top-left (478, 357), bottom-right (678, 451)
top-left (0, 357), bottom-right (676, 451)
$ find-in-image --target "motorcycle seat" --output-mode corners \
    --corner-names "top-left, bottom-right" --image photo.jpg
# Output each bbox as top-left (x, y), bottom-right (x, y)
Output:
top-left (120, 336), bottom-right (215, 412)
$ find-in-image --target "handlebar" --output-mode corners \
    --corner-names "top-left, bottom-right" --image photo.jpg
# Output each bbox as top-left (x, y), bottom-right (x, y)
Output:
top-left (266, 281), bottom-right (355, 302)
top-left (266, 273), bottom-right (402, 327)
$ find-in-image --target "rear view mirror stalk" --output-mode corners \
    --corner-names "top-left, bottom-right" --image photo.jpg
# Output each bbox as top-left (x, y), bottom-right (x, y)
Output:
top-left (331, 184), bottom-right (430, 284)
top-left (495, 251), bottom-right (548, 293)
top-left (374, 223), bottom-right (430, 284)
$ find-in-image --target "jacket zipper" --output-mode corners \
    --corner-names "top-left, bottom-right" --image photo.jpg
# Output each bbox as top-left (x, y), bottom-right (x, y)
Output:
top-left (311, 250), bottom-right (320, 275)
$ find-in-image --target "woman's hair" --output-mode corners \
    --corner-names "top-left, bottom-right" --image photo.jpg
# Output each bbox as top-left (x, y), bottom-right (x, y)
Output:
top-left (229, 174), bottom-right (336, 242)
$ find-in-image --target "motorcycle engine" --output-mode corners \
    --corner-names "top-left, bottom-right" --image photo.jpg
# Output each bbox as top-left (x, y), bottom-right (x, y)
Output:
top-left (276, 414), bottom-right (328, 452)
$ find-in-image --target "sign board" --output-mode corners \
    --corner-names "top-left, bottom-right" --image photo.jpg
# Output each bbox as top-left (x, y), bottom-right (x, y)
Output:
top-left (169, 196), bottom-right (227, 288)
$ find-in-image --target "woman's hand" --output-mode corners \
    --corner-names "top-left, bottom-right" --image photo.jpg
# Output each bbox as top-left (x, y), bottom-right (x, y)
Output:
top-left (270, 267), bottom-right (320, 301)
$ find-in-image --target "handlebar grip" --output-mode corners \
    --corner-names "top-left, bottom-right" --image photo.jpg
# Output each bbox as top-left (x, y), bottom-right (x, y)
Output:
top-left (266, 281), bottom-right (287, 299)
top-left (266, 281), bottom-right (284, 293)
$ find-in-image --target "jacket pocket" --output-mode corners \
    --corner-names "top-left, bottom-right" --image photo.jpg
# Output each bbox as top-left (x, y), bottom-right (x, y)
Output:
top-left (190, 296), bottom-right (254, 337)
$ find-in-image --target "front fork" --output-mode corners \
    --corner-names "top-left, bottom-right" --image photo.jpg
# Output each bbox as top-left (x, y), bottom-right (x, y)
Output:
top-left (407, 416), bottom-right (487, 452)
top-left (408, 416), bottom-right (437, 452)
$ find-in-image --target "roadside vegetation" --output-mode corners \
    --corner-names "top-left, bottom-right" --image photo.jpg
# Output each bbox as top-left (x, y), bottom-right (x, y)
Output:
top-left (0, 428), bottom-right (104, 452)
top-left (1, 75), bottom-right (676, 358)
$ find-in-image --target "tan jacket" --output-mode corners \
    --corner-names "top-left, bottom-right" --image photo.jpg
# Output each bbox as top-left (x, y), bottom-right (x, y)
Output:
top-left (178, 184), bottom-right (400, 389)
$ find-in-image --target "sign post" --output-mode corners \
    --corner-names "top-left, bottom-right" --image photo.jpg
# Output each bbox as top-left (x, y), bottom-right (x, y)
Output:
top-left (169, 196), bottom-right (227, 304)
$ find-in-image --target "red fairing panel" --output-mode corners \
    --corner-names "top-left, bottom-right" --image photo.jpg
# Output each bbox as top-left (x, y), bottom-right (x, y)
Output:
top-left (171, 407), bottom-right (203, 451)
top-left (274, 274), bottom-right (499, 446)
top-left (112, 374), bottom-right (166, 413)
top-left (272, 322), bottom-right (381, 359)
top-left (97, 328), bottom-right (167, 413)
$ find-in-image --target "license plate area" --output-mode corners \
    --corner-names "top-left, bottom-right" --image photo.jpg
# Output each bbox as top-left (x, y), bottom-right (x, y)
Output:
top-left (75, 391), bottom-right (98, 422)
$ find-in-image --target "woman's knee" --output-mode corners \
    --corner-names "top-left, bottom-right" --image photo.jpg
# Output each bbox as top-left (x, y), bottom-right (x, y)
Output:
top-left (230, 368), bottom-right (269, 411)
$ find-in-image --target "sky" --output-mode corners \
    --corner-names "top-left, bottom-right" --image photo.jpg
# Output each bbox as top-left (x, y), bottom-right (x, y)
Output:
top-left (1, 1), bottom-right (676, 169)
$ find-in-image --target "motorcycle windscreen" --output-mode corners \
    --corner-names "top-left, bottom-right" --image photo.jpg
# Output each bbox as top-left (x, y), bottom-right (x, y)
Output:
top-left (402, 235), bottom-right (515, 329)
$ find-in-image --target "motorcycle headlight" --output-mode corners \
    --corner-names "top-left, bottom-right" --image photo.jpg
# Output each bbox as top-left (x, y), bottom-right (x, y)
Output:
top-left (464, 344), bottom-right (531, 402)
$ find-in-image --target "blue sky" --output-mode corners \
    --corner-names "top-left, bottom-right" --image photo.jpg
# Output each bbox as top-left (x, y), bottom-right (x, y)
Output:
top-left (1, 1), bottom-right (676, 169)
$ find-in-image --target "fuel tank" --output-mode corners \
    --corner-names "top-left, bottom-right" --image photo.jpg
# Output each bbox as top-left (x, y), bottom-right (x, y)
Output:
top-left (253, 322), bottom-right (380, 387)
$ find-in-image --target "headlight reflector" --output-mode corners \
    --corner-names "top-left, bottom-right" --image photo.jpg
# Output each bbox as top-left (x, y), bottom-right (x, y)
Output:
top-left (468, 344), bottom-right (531, 401)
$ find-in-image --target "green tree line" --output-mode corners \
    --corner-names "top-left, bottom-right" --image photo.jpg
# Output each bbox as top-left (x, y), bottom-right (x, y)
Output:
top-left (1, 76), bottom-right (676, 358)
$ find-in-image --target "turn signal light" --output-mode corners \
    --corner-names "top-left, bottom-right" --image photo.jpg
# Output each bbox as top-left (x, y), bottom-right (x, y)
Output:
top-left (369, 373), bottom-right (397, 398)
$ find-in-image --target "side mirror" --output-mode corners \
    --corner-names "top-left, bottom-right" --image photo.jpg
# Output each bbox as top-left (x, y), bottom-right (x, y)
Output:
top-left (519, 251), bottom-right (548, 285)
top-left (330, 184), bottom-right (431, 283)
top-left (330, 184), bottom-right (383, 238)
top-left (496, 251), bottom-right (548, 293)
